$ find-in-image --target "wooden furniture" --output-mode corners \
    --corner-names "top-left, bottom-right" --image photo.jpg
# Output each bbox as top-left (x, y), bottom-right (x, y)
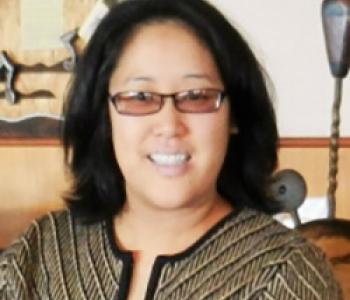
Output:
top-left (298, 219), bottom-right (350, 298)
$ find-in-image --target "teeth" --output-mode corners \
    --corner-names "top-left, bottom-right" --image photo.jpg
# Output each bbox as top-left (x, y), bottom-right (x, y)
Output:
top-left (149, 153), bottom-right (189, 166)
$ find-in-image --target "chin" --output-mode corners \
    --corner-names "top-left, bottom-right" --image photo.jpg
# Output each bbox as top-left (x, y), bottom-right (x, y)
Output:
top-left (145, 189), bottom-right (206, 211)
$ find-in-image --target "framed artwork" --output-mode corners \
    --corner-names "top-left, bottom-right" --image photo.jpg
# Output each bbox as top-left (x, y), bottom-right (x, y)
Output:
top-left (0, 0), bottom-right (98, 145)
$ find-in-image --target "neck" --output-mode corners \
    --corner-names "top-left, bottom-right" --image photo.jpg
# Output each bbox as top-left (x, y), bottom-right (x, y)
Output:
top-left (113, 195), bottom-right (233, 257)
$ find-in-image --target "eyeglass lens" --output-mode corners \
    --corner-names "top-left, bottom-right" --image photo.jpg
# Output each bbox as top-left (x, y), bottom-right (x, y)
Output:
top-left (110, 89), bottom-right (224, 115)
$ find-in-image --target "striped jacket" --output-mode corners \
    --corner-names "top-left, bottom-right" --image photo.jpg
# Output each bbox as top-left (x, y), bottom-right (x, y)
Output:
top-left (0, 207), bottom-right (341, 299)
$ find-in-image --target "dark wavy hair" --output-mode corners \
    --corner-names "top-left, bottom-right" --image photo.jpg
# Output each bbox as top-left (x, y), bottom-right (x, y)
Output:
top-left (63, 0), bottom-right (279, 223)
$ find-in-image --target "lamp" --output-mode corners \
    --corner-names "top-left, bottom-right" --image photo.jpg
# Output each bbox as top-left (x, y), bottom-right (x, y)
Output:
top-left (322, 0), bottom-right (350, 218)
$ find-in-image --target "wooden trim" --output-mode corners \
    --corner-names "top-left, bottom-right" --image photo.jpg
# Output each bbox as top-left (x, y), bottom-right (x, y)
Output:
top-left (279, 138), bottom-right (350, 148)
top-left (0, 118), bottom-right (62, 140)
top-left (1, 137), bottom-right (350, 148)
top-left (0, 138), bottom-right (61, 146)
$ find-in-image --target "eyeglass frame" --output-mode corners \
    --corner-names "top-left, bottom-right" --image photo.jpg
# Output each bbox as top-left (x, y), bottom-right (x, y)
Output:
top-left (108, 88), bottom-right (226, 116)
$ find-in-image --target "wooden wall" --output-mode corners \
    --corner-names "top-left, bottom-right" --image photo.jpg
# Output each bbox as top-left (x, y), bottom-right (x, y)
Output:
top-left (0, 0), bottom-right (95, 119)
top-left (0, 145), bottom-right (67, 248)
top-left (0, 141), bottom-right (349, 249)
top-left (278, 145), bottom-right (350, 219)
top-left (0, 0), bottom-right (94, 248)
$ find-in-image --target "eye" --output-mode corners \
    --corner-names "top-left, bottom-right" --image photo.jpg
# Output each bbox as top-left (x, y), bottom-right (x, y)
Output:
top-left (127, 92), bottom-right (153, 102)
top-left (183, 90), bottom-right (210, 101)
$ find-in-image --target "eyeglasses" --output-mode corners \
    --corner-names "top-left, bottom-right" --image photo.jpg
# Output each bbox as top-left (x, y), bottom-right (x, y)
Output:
top-left (108, 88), bottom-right (226, 115)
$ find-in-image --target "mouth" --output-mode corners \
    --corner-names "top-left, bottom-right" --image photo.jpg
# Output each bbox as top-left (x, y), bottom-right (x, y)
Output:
top-left (147, 153), bottom-right (191, 166)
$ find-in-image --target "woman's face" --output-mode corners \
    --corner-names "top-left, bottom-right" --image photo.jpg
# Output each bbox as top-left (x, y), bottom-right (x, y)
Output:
top-left (108, 21), bottom-right (230, 211)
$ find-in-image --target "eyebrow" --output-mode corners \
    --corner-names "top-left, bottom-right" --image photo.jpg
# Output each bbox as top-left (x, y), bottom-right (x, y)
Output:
top-left (183, 73), bottom-right (215, 82)
top-left (123, 73), bottom-right (216, 84)
top-left (124, 76), bottom-right (155, 83)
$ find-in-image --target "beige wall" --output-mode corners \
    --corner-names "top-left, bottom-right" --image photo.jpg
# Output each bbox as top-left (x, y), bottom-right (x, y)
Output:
top-left (208, 0), bottom-right (350, 137)
top-left (0, 144), bottom-right (349, 249)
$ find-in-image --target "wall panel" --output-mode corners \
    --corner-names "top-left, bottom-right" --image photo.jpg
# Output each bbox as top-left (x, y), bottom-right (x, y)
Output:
top-left (0, 144), bottom-right (349, 249)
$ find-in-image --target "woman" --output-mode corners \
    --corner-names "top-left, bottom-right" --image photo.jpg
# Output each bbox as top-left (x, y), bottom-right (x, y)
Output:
top-left (0, 0), bottom-right (341, 299)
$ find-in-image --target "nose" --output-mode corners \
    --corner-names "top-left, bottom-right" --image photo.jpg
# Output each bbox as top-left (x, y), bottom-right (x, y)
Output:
top-left (152, 95), bottom-right (188, 137)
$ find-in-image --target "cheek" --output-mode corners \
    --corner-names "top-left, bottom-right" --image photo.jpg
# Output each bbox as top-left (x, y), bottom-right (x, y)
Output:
top-left (206, 127), bottom-right (230, 166)
top-left (109, 114), bottom-right (144, 173)
top-left (198, 109), bottom-right (230, 153)
top-left (110, 125), bottom-right (143, 182)
top-left (191, 114), bottom-right (230, 178)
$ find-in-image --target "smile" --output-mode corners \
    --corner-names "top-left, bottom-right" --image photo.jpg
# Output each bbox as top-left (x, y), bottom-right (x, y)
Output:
top-left (148, 153), bottom-right (190, 166)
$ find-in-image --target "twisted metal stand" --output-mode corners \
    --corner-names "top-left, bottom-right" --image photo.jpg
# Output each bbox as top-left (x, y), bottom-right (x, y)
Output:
top-left (327, 78), bottom-right (342, 219)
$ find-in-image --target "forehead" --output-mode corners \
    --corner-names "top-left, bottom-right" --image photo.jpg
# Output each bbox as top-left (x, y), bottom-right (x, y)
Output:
top-left (126, 19), bottom-right (205, 47)
top-left (109, 21), bottom-right (222, 88)
top-left (120, 20), bottom-right (213, 62)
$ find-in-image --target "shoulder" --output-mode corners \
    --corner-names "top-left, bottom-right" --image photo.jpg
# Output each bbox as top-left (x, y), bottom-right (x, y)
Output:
top-left (259, 239), bottom-right (342, 299)
top-left (1, 209), bottom-right (73, 262)
top-left (0, 210), bottom-right (68, 293)
top-left (224, 208), bottom-right (342, 299)
top-left (222, 207), bottom-right (301, 248)
top-left (0, 209), bottom-right (68, 257)
top-left (224, 207), bottom-right (334, 269)
top-left (0, 208), bottom-right (108, 266)
top-left (156, 208), bottom-right (341, 299)
top-left (0, 209), bottom-right (105, 298)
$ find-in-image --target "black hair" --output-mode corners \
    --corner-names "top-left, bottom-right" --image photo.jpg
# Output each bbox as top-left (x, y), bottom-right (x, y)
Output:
top-left (63, 0), bottom-right (279, 223)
